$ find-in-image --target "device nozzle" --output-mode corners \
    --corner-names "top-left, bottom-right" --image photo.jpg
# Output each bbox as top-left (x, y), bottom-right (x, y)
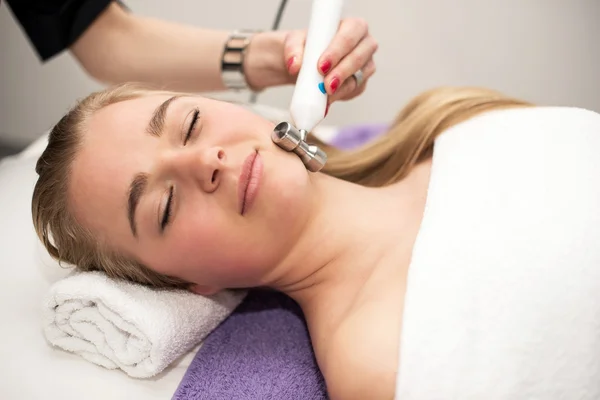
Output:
top-left (271, 122), bottom-right (327, 172)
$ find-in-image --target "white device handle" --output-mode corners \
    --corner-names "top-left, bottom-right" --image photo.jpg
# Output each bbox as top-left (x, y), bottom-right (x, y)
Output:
top-left (290, 0), bottom-right (345, 133)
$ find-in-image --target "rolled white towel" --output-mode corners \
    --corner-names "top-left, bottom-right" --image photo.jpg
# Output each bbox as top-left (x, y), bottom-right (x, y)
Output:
top-left (42, 271), bottom-right (246, 378)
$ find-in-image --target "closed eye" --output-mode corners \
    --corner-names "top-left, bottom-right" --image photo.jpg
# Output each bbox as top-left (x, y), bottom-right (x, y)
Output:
top-left (184, 108), bottom-right (200, 145)
top-left (160, 186), bottom-right (174, 232)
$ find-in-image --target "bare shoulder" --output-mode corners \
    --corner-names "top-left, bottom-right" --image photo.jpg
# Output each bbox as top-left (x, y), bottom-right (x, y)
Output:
top-left (321, 300), bottom-right (401, 400)
top-left (313, 203), bottom-right (414, 400)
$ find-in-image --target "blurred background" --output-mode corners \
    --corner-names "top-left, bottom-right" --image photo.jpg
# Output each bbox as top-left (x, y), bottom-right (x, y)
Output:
top-left (1, 0), bottom-right (599, 156)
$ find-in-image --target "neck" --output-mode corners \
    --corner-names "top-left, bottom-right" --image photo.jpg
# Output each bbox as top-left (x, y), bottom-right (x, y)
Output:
top-left (263, 171), bottom-right (415, 316)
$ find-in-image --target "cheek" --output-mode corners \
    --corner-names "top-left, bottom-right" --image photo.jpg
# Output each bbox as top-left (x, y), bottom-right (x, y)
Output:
top-left (177, 213), bottom-right (227, 260)
top-left (169, 212), bottom-right (266, 281)
top-left (261, 152), bottom-right (313, 223)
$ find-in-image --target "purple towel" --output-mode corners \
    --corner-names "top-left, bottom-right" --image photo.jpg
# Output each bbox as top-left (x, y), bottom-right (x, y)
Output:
top-left (172, 290), bottom-right (328, 400)
top-left (329, 123), bottom-right (388, 149)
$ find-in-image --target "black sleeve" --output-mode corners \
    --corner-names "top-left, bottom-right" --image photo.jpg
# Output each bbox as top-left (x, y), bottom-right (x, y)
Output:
top-left (3, 0), bottom-right (126, 62)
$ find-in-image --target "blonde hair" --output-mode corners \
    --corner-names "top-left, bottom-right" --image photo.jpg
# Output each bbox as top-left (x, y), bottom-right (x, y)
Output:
top-left (31, 83), bottom-right (532, 289)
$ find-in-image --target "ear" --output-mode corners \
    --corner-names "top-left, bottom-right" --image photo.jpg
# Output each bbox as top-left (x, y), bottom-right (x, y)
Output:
top-left (189, 284), bottom-right (220, 296)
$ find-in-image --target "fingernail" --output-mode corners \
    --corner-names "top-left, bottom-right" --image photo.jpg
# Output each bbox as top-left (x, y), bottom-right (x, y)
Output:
top-left (320, 60), bottom-right (332, 75)
top-left (286, 57), bottom-right (295, 72)
top-left (324, 103), bottom-right (330, 117)
top-left (330, 77), bottom-right (340, 94)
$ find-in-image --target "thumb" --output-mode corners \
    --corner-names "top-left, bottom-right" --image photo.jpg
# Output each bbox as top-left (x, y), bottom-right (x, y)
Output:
top-left (283, 30), bottom-right (306, 75)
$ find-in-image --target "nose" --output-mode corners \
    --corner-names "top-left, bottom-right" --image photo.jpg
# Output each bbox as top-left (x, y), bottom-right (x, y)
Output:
top-left (161, 146), bottom-right (226, 193)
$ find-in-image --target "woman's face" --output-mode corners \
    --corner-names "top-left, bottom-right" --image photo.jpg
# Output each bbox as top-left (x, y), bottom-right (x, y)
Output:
top-left (69, 94), bottom-right (312, 292)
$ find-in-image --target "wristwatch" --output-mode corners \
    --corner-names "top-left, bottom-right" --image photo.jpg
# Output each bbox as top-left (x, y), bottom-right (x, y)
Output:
top-left (221, 30), bottom-right (259, 91)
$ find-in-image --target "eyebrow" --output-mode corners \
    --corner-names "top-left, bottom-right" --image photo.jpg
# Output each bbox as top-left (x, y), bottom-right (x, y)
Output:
top-left (146, 95), bottom-right (181, 137)
top-left (128, 172), bottom-right (149, 237)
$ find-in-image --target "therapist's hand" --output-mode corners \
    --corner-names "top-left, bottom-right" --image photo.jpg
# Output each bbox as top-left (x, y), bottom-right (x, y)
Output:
top-left (286, 18), bottom-right (378, 104)
top-left (245, 18), bottom-right (378, 106)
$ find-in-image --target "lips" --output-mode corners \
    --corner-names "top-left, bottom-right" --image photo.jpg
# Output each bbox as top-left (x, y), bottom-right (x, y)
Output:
top-left (238, 151), bottom-right (263, 215)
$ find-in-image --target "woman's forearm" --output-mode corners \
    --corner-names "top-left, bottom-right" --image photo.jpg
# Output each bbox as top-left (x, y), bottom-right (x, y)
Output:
top-left (70, 3), bottom-right (287, 93)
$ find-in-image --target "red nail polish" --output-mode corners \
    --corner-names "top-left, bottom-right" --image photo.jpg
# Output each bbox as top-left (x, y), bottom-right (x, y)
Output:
top-left (330, 77), bottom-right (340, 93)
top-left (286, 57), bottom-right (295, 71)
top-left (320, 60), bottom-right (332, 74)
top-left (324, 103), bottom-right (330, 117)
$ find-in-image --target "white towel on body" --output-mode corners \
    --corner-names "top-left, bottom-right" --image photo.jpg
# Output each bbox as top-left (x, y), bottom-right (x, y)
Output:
top-left (395, 106), bottom-right (600, 399)
top-left (43, 271), bottom-right (246, 378)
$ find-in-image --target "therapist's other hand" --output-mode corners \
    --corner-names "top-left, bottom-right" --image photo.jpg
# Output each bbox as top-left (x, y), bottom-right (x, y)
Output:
top-left (244, 18), bottom-right (377, 104)
top-left (285, 18), bottom-right (377, 103)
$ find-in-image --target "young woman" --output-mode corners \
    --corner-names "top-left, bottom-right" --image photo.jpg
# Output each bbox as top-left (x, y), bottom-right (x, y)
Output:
top-left (32, 84), bottom-right (600, 399)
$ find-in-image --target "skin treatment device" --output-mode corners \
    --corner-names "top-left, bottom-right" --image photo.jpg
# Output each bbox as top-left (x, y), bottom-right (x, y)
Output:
top-left (271, 0), bottom-right (345, 172)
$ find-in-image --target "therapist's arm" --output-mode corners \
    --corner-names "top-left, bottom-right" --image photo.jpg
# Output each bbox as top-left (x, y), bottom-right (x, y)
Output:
top-left (70, 2), bottom-right (288, 92)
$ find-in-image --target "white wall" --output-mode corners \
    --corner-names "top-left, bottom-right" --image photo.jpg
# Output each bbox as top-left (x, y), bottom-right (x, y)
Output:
top-left (1, 0), bottom-right (599, 148)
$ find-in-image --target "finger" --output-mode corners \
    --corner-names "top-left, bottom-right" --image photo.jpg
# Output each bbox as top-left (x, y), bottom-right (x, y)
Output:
top-left (317, 18), bottom-right (369, 77)
top-left (324, 58), bottom-right (373, 115)
top-left (324, 34), bottom-right (378, 95)
top-left (329, 76), bottom-right (366, 103)
top-left (325, 39), bottom-right (376, 100)
top-left (283, 30), bottom-right (306, 75)
top-left (329, 58), bottom-right (376, 102)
